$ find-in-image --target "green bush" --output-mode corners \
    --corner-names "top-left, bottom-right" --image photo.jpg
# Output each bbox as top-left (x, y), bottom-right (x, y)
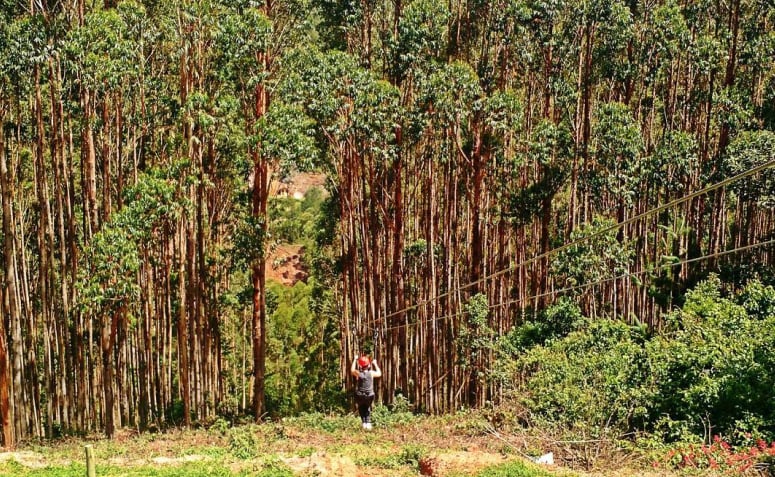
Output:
top-left (502, 298), bottom-right (584, 352)
top-left (354, 444), bottom-right (427, 470)
top-left (371, 394), bottom-right (417, 427)
top-left (515, 319), bottom-right (650, 437)
top-left (509, 275), bottom-right (775, 445)
top-left (646, 276), bottom-right (775, 443)
top-left (228, 425), bottom-right (260, 459)
top-left (256, 456), bottom-right (295, 477)
top-left (398, 444), bottom-right (427, 468)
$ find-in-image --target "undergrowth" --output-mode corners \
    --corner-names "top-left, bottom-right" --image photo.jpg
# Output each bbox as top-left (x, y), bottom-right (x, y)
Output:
top-left (448, 460), bottom-right (559, 477)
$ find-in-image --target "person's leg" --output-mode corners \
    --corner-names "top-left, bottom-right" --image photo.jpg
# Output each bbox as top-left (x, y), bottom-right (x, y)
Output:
top-left (363, 395), bottom-right (374, 429)
top-left (358, 401), bottom-right (369, 423)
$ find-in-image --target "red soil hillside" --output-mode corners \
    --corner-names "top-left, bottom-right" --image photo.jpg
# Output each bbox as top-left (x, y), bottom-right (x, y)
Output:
top-left (265, 172), bottom-right (326, 286)
top-left (265, 244), bottom-right (307, 286)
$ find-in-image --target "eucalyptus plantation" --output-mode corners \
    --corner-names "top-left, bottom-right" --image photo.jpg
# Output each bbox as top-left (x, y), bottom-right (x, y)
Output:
top-left (0, 0), bottom-right (773, 447)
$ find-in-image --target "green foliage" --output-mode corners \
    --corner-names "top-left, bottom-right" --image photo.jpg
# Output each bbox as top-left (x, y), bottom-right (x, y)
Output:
top-left (76, 225), bottom-right (141, 314)
top-left (355, 444), bottom-right (427, 470)
top-left (398, 444), bottom-right (427, 469)
top-left (647, 131), bottom-right (698, 195)
top-left (280, 48), bottom-right (401, 169)
top-left (508, 120), bottom-right (573, 225)
top-left (646, 276), bottom-right (775, 443)
top-left (257, 102), bottom-right (319, 176)
top-left (312, 0), bottom-right (361, 51)
top-left (516, 319), bottom-right (650, 438)
top-left (457, 294), bottom-right (494, 369)
top-left (65, 2), bottom-right (147, 90)
top-left (592, 0), bottom-right (634, 84)
top-left (232, 215), bottom-right (266, 268)
top-left (470, 460), bottom-right (558, 477)
top-left (119, 170), bottom-right (185, 240)
top-left (589, 102), bottom-right (643, 206)
top-left (723, 130), bottom-right (775, 207)
top-left (499, 298), bottom-right (584, 354)
top-left (0, 461), bottom-right (244, 477)
top-left (269, 192), bottom-right (325, 244)
top-left (550, 217), bottom-right (633, 293)
top-left (484, 90), bottom-right (523, 164)
top-left (214, 7), bottom-right (271, 88)
top-left (420, 61), bottom-right (482, 127)
top-left (227, 425), bottom-right (260, 459)
top-left (284, 412), bottom-right (360, 432)
top-left (252, 455), bottom-right (295, 477)
top-left (393, 0), bottom-right (451, 78)
top-left (371, 394), bottom-right (417, 427)
top-left (2, 13), bottom-right (47, 89)
top-left (510, 276), bottom-right (775, 444)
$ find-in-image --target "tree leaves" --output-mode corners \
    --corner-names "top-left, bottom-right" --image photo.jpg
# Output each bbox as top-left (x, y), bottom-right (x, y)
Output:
top-left (723, 130), bottom-right (775, 207)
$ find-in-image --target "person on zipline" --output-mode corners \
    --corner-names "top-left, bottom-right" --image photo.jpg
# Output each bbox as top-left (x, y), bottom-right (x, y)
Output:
top-left (351, 354), bottom-right (381, 430)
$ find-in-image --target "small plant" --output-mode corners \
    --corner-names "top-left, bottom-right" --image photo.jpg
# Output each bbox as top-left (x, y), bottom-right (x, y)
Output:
top-left (371, 396), bottom-right (417, 427)
top-left (257, 455), bottom-right (295, 477)
top-left (399, 444), bottom-right (428, 469)
top-left (228, 425), bottom-right (260, 459)
top-left (473, 460), bottom-right (556, 476)
top-left (297, 446), bottom-right (315, 457)
top-left (209, 417), bottom-right (231, 435)
top-left (654, 435), bottom-right (775, 474)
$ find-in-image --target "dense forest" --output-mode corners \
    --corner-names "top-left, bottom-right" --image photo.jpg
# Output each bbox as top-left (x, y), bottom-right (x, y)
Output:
top-left (0, 0), bottom-right (773, 450)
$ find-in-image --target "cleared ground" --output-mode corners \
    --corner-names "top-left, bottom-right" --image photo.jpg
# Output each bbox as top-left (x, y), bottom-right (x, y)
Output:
top-left (0, 412), bottom-right (679, 476)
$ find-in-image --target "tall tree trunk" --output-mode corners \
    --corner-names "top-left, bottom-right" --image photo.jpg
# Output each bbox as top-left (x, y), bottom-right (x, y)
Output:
top-left (0, 112), bottom-right (16, 449)
top-left (251, 65), bottom-right (270, 421)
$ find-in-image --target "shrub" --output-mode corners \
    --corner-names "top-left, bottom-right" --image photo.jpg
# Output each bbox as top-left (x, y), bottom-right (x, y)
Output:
top-left (473, 460), bottom-right (556, 477)
top-left (646, 276), bottom-right (775, 443)
top-left (286, 412), bottom-right (360, 433)
top-left (515, 319), bottom-right (651, 438)
top-left (228, 425), bottom-right (260, 459)
top-left (371, 394), bottom-right (417, 427)
top-left (256, 456), bottom-right (295, 477)
top-left (654, 436), bottom-right (775, 474)
top-left (510, 276), bottom-right (775, 446)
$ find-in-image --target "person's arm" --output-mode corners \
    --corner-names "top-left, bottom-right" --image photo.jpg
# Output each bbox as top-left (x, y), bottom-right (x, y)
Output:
top-left (350, 356), bottom-right (360, 378)
top-left (370, 359), bottom-right (382, 378)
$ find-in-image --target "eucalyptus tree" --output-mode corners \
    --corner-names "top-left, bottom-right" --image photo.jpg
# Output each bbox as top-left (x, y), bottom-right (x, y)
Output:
top-left (281, 48), bottom-right (411, 402)
top-left (0, 12), bottom-right (14, 447)
top-left (0, 10), bottom-right (52, 443)
top-left (76, 224), bottom-right (140, 438)
top-left (723, 131), bottom-right (775, 251)
top-left (217, 0), bottom-right (318, 419)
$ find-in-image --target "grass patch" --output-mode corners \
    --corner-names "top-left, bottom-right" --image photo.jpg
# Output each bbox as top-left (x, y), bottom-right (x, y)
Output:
top-left (455, 460), bottom-right (562, 477)
top-left (283, 412), bottom-right (359, 433)
top-left (353, 444), bottom-right (427, 470)
top-left (0, 461), bottom-right (242, 476)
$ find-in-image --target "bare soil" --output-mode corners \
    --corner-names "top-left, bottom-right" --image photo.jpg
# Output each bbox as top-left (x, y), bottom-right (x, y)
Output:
top-left (266, 244), bottom-right (308, 285)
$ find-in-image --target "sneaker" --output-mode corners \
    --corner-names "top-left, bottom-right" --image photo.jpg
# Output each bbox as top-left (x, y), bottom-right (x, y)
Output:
top-left (364, 423), bottom-right (372, 430)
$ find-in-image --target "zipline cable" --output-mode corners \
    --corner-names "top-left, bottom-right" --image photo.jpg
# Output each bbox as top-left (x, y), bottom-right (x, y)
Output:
top-left (380, 237), bottom-right (775, 332)
top-left (378, 158), bottom-right (775, 324)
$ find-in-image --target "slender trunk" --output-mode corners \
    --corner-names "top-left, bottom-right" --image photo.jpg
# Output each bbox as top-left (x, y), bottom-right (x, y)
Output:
top-left (101, 310), bottom-right (119, 438)
top-left (0, 114), bottom-right (16, 448)
top-left (251, 70), bottom-right (270, 421)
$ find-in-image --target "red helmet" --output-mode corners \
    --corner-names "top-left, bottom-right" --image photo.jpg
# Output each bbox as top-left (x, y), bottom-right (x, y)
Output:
top-left (357, 356), bottom-right (370, 368)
